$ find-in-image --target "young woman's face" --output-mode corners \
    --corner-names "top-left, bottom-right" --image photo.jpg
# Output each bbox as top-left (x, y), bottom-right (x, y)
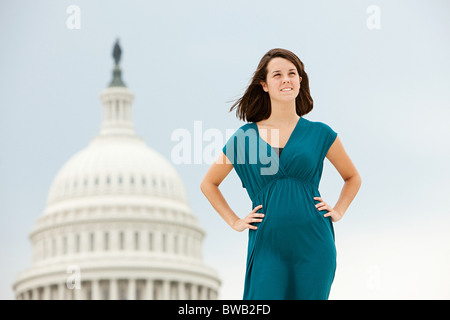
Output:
top-left (261, 57), bottom-right (302, 104)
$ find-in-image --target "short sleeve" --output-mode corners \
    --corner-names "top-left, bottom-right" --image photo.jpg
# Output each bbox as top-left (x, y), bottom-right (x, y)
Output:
top-left (222, 136), bottom-right (235, 165)
top-left (318, 122), bottom-right (338, 160)
top-left (222, 127), bottom-right (247, 188)
top-left (222, 123), bottom-right (253, 167)
top-left (222, 132), bottom-right (243, 168)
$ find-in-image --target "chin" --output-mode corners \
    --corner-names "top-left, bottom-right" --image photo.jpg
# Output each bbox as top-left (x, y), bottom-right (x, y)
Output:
top-left (275, 96), bottom-right (297, 104)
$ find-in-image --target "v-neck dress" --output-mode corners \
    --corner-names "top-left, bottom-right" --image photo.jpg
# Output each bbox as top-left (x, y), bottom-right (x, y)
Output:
top-left (222, 116), bottom-right (338, 300)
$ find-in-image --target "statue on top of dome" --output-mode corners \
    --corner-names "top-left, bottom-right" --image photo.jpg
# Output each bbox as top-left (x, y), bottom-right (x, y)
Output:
top-left (113, 38), bottom-right (121, 65)
top-left (108, 38), bottom-right (126, 87)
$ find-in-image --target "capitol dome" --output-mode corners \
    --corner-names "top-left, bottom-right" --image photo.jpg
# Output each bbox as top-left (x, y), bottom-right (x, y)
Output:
top-left (12, 40), bottom-right (221, 300)
top-left (45, 126), bottom-right (189, 209)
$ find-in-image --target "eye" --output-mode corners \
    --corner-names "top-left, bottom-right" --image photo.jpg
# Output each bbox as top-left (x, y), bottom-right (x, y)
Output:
top-left (273, 74), bottom-right (280, 77)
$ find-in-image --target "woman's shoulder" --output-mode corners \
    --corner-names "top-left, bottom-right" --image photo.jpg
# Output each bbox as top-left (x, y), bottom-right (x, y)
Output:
top-left (228, 122), bottom-right (257, 137)
top-left (302, 117), bottom-right (336, 133)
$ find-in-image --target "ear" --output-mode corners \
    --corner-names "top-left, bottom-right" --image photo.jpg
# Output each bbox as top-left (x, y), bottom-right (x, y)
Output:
top-left (260, 80), bottom-right (268, 92)
top-left (299, 76), bottom-right (302, 83)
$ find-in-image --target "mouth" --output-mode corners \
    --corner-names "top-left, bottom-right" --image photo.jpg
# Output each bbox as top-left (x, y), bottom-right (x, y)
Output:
top-left (280, 87), bottom-right (293, 92)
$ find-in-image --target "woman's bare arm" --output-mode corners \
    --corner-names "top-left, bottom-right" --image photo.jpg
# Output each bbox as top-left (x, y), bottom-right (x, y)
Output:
top-left (200, 152), bottom-right (264, 231)
top-left (322, 136), bottom-right (362, 221)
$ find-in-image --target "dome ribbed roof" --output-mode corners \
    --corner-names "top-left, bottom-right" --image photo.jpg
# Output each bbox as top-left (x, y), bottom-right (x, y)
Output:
top-left (46, 134), bottom-right (188, 209)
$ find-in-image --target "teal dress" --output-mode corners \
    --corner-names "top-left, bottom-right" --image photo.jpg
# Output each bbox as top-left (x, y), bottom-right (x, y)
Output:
top-left (222, 117), bottom-right (338, 300)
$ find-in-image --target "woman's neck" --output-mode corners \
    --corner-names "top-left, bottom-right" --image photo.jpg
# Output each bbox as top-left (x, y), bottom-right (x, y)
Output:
top-left (262, 100), bottom-right (299, 126)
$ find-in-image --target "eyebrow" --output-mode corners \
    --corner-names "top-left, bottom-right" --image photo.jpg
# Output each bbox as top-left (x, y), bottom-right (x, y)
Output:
top-left (272, 69), bottom-right (297, 74)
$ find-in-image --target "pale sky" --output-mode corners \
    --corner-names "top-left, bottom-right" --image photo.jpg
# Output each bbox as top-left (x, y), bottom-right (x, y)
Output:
top-left (1, 0), bottom-right (449, 299)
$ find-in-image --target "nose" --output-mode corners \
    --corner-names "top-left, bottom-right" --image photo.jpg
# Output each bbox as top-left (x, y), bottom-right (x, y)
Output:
top-left (282, 77), bottom-right (290, 84)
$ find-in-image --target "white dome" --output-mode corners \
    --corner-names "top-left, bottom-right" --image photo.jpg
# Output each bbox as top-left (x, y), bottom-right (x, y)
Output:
top-left (13, 51), bottom-right (220, 300)
top-left (46, 135), bottom-right (189, 209)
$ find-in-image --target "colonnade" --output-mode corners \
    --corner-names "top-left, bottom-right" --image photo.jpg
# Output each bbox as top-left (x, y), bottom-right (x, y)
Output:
top-left (16, 278), bottom-right (218, 300)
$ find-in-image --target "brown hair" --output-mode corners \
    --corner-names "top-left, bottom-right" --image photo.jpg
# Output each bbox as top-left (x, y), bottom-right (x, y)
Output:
top-left (229, 48), bottom-right (313, 122)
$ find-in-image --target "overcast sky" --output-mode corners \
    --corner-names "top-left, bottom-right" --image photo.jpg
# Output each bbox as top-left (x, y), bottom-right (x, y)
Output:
top-left (1, 0), bottom-right (449, 299)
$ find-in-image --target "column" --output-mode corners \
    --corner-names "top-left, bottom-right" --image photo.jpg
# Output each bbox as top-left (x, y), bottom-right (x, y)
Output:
top-left (108, 100), bottom-right (113, 121)
top-left (189, 284), bottom-right (197, 300)
top-left (92, 279), bottom-right (100, 300)
top-left (57, 283), bottom-right (65, 300)
top-left (126, 101), bottom-right (131, 122)
top-left (177, 282), bottom-right (186, 300)
top-left (162, 280), bottom-right (170, 300)
top-left (114, 100), bottom-right (119, 122)
top-left (73, 284), bottom-right (82, 300)
top-left (105, 101), bottom-right (110, 121)
top-left (145, 279), bottom-right (154, 300)
top-left (198, 285), bottom-right (206, 300)
top-left (34, 287), bottom-right (41, 300)
top-left (42, 285), bottom-right (50, 300)
top-left (211, 289), bottom-right (218, 300)
top-left (110, 279), bottom-right (118, 300)
top-left (127, 279), bottom-right (136, 300)
top-left (118, 100), bottom-right (123, 122)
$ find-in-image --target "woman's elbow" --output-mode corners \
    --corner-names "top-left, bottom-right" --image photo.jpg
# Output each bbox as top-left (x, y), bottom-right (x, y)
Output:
top-left (347, 173), bottom-right (362, 189)
top-left (200, 180), bottom-right (207, 194)
top-left (355, 172), bottom-right (362, 184)
top-left (200, 179), bottom-right (219, 195)
top-left (200, 179), bottom-right (212, 195)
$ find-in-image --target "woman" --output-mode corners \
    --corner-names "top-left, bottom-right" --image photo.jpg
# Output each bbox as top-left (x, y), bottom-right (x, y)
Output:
top-left (200, 48), bottom-right (361, 300)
